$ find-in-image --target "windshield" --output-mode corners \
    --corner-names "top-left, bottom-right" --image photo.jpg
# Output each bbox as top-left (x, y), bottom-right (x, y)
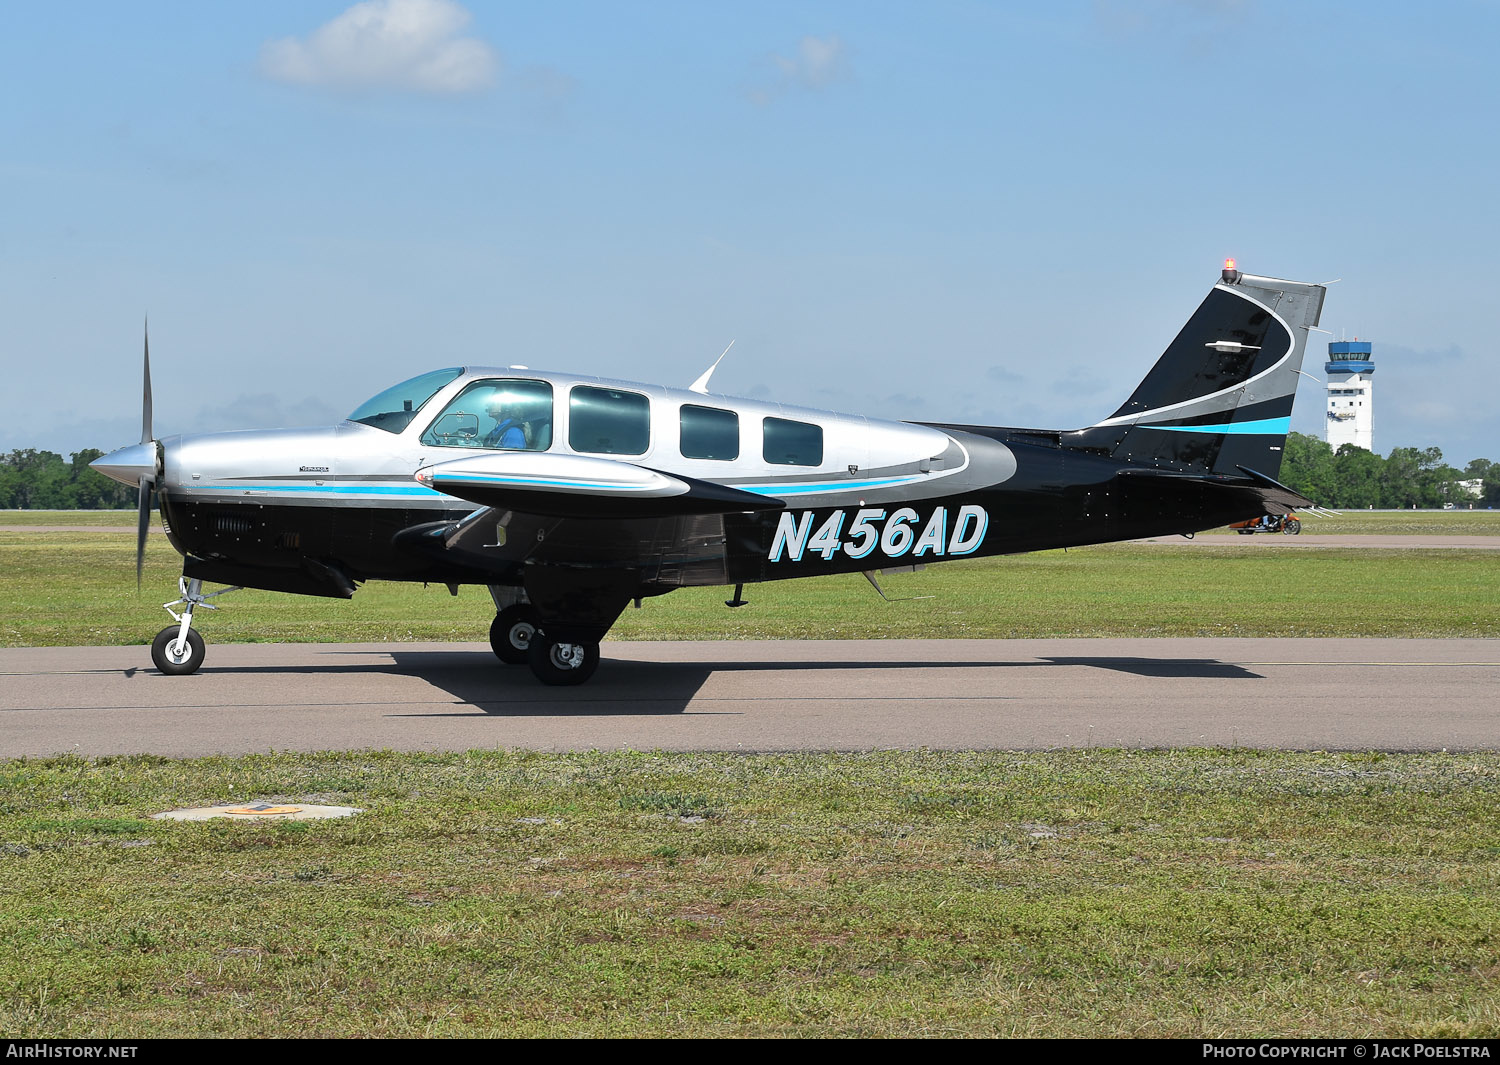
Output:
top-left (347, 368), bottom-right (463, 434)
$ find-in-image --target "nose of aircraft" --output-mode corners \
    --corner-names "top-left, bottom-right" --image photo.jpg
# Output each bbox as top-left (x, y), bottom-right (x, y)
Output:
top-left (90, 441), bottom-right (158, 487)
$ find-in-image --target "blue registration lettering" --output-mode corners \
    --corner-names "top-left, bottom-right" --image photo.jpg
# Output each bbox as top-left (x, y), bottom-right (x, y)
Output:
top-left (912, 507), bottom-right (947, 556)
top-left (949, 505), bottom-right (988, 555)
top-left (770, 511), bottom-right (815, 561)
top-left (881, 508), bottom-right (919, 557)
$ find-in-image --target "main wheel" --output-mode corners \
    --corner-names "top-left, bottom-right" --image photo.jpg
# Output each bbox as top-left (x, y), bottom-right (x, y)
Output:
top-left (151, 626), bottom-right (205, 676)
top-left (489, 605), bottom-right (540, 665)
top-left (527, 633), bottom-right (600, 686)
top-left (1284, 519), bottom-right (1302, 535)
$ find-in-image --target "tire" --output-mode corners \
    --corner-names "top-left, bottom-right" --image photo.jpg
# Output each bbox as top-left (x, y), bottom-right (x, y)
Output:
top-left (1285, 519), bottom-right (1301, 535)
top-left (1236, 528), bottom-right (1254, 535)
top-left (489, 605), bottom-right (539, 665)
top-left (526, 633), bottom-right (600, 686)
top-left (151, 626), bottom-right (205, 676)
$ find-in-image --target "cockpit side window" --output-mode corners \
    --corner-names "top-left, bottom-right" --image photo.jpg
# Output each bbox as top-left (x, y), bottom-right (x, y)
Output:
top-left (420, 379), bottom-right (554, 451)
top-left (348, 368), bottom-right (463, 434)
top-left (569, 386), bottom-right (650, 456)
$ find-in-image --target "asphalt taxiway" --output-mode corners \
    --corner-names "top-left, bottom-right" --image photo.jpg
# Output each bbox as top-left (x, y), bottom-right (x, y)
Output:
top-left (2, 638), bottom-right (1495, 757)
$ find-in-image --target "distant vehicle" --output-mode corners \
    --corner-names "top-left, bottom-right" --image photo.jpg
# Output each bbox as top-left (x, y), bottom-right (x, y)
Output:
top-left (1230, 514), bottom-right (1302, 535)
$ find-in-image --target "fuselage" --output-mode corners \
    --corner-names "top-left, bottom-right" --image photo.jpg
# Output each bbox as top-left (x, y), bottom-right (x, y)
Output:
top-left (136, 364), bottom-right (1262, 600)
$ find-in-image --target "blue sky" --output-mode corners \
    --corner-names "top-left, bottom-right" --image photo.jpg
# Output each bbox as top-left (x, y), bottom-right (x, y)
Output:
top-left (3, 0), bottom-right (1496, 465)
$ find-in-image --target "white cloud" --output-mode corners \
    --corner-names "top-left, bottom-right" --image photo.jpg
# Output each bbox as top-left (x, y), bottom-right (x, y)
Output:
top-left (774, 35), bottom-right (848, 89)
top-left (751, 35), bottom-right (849, 103)
top-left (261, 0), bottom-right (497, 94)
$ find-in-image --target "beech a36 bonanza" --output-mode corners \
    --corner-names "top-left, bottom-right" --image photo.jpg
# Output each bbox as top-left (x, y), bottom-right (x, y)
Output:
top-left (92, 262), bottom-right (1325, 685)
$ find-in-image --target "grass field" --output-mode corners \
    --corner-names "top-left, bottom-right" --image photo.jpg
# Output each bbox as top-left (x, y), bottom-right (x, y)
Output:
top-left (4, 512), bottom-right (1496, 1038)
top-left (2, 518), bottom-right (1497, 647)
top-left (2, 748), bottom-right (1496, 1038)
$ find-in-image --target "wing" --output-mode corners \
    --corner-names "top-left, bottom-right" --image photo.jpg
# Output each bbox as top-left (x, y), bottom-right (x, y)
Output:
top-left (414, 451), bottom-right (784, 519)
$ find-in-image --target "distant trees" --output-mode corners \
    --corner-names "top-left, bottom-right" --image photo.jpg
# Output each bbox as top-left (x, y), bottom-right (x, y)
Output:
top-left (1278, 433), bottom-right (1498, 508)
top-left (1466, 458), bottom-right (1500, 505)
top-left (0, 449), bottom-right (137, 510)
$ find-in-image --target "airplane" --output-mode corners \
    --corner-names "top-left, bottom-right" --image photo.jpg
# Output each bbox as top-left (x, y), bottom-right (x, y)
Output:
top-left (90, 261), bottom-right (1326, 686)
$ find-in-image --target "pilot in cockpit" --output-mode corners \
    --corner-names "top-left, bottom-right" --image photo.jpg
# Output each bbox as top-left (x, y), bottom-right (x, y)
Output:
top-left (484, 398), bottom-right (528, 449)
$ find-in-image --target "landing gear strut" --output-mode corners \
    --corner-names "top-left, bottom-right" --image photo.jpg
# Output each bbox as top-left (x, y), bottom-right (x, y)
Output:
top-left (150, 577), bottom-right (238, 676)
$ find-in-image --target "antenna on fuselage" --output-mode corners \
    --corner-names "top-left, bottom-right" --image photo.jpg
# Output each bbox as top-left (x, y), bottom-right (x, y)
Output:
top-left (861, 569), bottom-right (935, 603)
top-left (689, 340), bottom-right (735, 394)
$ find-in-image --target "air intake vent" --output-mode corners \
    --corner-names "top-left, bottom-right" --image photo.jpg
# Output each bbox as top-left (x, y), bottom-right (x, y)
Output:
top-left (212, 513), bottom-right (254, 536)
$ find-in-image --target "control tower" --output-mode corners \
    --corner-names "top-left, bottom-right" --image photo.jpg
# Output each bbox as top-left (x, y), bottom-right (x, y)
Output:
top-left (1325, 340), bottom-right (1375, 452)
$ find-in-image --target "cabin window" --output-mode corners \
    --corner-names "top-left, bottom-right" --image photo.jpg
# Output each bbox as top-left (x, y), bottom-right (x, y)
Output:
top-left (348, 368), bottom-right (462, 434)
top-left (420, 379), bottom-right (553, 451)
top-left (763, 417), bottom-right (822, 466)
top-left (679, 405), bottom-right (739, 461)
top-left (570, 386), bottom-right (650, 456)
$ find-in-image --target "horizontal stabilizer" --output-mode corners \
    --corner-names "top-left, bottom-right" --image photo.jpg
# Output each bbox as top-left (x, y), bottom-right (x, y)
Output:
top-left (1231, 464), bottom-right (1318, 512)
top-left (414, 451), bottom-right (784, 519)
top-left (1116, 466), bottom-right (1314, 515)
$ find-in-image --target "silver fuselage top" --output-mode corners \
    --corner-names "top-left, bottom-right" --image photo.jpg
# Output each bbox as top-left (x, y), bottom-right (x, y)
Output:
top-left (155, 365), bottom-right (1011, 513)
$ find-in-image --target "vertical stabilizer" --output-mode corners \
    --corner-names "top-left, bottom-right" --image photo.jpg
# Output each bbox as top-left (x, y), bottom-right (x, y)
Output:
top-left (1065, 268), bottom-right (1326, 477)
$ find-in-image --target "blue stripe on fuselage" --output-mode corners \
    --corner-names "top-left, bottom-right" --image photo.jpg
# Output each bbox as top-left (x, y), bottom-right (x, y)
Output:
top-left (180, 470), bottom-right (928, 501)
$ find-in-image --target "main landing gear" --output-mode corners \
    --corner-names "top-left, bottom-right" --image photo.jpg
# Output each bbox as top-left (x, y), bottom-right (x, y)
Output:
top-left (487, 582), bottom-right (614, 686)
top-left (489, 604), bottom-right (539, 665)
top-left (150, 577), bottom-right (239, 676)
top-left (526, 633), bottom-right (601, 686)
top-left (488, 603), bottom-right (599, 686)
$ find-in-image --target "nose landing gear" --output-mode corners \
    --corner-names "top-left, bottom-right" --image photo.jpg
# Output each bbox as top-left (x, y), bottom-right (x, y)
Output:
top-left (150, 577), bottom-right (239, 676)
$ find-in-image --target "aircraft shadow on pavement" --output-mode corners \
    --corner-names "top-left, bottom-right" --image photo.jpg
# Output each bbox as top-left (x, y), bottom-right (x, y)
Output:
top-left (378, 651), bottom-right (1046, 717)
top-left (1039, 657), bottom-right (1264, 679)
top-left (179, 649), bottom-right (1264, 717)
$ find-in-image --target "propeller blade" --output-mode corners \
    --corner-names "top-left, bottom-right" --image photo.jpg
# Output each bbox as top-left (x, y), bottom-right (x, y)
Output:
top-left (136, 476), bottom-right (152, 590)
top-left (141, 319), bottom-right (153, 446)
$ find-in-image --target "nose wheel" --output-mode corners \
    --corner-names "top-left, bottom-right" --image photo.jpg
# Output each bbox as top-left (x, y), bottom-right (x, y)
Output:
top-left (151, 626), bottom-right (205, 675)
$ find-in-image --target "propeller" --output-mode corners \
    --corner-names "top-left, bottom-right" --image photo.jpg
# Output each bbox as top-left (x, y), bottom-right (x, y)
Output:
top-left (136, 321), bottom-right (155, 589)
top-left (88, 320), bottom-right (163, 590)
